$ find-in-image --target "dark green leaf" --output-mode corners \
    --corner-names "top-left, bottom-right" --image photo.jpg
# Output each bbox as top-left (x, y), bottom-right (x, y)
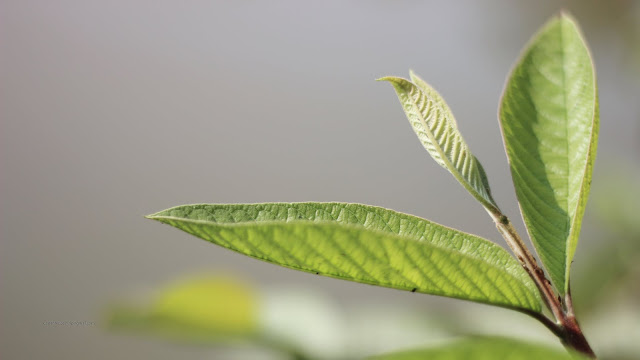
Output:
top-left (499, 13), bottom-right (598, 294)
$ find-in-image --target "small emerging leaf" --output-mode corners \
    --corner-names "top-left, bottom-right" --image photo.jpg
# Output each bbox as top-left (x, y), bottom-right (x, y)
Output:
top-left (499, 13), bottom-right (599, 294)
top-left (380, 73), bottom-right (499, 214)
top-left (148, 203), bottom-right (542, 312)
top-left (369, 336), bottom-right (586, 360)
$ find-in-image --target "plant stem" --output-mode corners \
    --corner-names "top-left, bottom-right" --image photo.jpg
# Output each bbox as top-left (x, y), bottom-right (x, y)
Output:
top-left (559, 314), bottom-right (595, 357)
top-left (487, 211), bottom-right (596, 358)
top-left (488, 212), bottom-right (564, 321)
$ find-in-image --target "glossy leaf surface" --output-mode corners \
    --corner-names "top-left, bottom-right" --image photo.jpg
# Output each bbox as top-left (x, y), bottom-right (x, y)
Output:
top-left (499, 13), bottom-right (598, 293)
top-left (148, 203), bottom-right (541, 311)
top-left (380, 74), bottom-right (499, 214)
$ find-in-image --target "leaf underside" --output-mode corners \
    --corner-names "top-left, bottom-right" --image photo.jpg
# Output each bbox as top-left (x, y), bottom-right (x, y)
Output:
top-left (499, 13), bottom-right (598, 294)
top-left (369, 336), bottom-right (584, 360)
top-left (380, 73), bottom-right (499, 214)
top-left (148, 203), bottom-right (541, 312)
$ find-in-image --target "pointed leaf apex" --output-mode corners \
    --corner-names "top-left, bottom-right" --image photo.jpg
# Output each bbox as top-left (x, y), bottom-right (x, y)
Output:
top-left (558, 9), bottom-right (574, 19)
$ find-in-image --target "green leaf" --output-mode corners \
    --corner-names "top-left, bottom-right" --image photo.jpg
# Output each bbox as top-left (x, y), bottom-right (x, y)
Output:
top-left (499, 13), bottom-right (599, 294)
top-left (369, 336), bottom-right (584, 360)
top-left (379, 73), bottom-right (499, 214)
top-left (148, 203), bottom-right (542, 312)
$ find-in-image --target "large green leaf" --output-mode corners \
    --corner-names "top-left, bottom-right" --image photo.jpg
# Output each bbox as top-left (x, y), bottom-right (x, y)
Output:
top-left (499, 13), bottom-right (598, 294)
top-left (369, 337), bottom-right (584, 360)
top-left (148, 203), bottom-right (541, 312)
top-left (380, 73), bottom-right (499, 214)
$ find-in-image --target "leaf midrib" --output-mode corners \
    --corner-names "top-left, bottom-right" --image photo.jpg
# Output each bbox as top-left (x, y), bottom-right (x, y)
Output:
top-left (559, 19), bottom-right (570, 235)
top-left (554, 19), bottom-right (598, 292)
top-left (556, 21), bottom-right (572, 292)
top-left (564, 28), bottom-right (599, 291)
top-left (150, 203), bottom-right (512, 264)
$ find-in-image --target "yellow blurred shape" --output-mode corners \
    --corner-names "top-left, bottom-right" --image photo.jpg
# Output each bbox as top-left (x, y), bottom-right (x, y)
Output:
top-left (150, 275), bottom-right (258, 336)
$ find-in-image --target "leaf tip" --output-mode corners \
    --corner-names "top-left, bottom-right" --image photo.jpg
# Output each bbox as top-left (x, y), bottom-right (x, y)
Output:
top-left (408, 70), bottom-right (428, 87)
top-left (408, 69), bottom-right (421, 84)
top-left (557, 8), bottom-right (574, 19)
top-left (145, 212), bottom-right (163, 220)
top-left (377, 76), bottom-right (412, 93)
top-left (552, 9), bottom-right (580, 29)
top-left (376, 76), bottom-right (395, 82)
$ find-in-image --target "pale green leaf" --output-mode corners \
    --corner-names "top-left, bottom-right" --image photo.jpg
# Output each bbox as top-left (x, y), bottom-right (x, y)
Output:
top-left (379, 74), bottom-right (499, 214)
top-left (499, 13), bottom-right (598, 294)
top-left (369, 337), bottom-right (584, 360)
top-left (148, 203), bottom-right (542, 312)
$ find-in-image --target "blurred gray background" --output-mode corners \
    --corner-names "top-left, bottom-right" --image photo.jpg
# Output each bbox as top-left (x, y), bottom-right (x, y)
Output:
top-left (2, 1), bottom-right (639, 359)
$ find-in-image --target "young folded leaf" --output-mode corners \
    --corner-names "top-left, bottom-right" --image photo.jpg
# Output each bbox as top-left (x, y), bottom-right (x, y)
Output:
top-left (499, 13), bottom-right (598, 294)
top-left (148, 203), bottom-right (542, 312)
top-left (380, 74), bottom-right (499, 215)
top-left (369, 336), bottom-right (587, 360)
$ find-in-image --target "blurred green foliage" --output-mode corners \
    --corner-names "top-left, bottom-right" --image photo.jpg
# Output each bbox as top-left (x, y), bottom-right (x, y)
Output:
top-left (369, 337), bottom-right (580, 360)
top-left (107, 276), bottom-right (258, 343)
top-left (573, 166), bottom-right (640, 314)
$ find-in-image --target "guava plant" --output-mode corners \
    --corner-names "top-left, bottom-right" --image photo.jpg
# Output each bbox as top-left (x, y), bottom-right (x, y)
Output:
top-left (148, 13), bottom-right (599, 359)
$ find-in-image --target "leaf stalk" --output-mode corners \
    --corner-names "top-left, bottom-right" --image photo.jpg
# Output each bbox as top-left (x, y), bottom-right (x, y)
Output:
top-left (488, 211), bottom-right (596, 358)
